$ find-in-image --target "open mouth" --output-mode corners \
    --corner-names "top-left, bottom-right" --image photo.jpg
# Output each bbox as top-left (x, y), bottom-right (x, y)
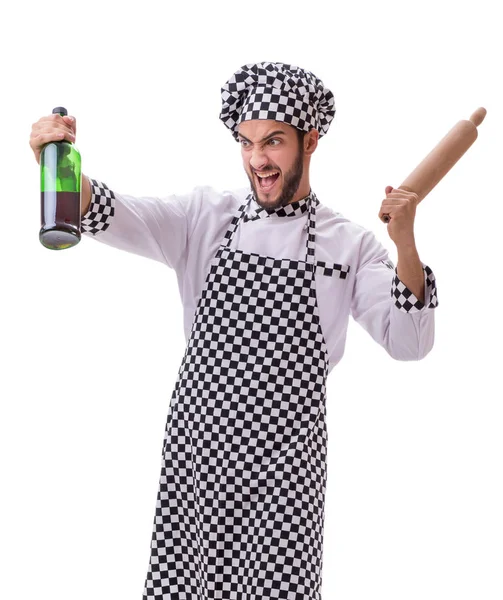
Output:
top-left (255, 170), bottom-right (280, 193)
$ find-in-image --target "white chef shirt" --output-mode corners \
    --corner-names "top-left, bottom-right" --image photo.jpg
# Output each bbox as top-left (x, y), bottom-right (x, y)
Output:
top-left (82, 179), bottom-right (438, 374)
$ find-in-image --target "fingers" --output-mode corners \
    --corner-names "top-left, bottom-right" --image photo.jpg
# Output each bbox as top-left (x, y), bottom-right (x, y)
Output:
top-left (31, 114), bottom-right (76, 138)
top-left (380, 200), bottom-right (410, 220)
top-left (379, 198), bottom-right (406, 222)
top-left (380, 187), bottom-right (418, 220)
top-left (379, 198), bottom-right (417, 224)
top-left (62, 114), bottom-right (77, 135)
top-left (32, 128), bottom-right (75, 145)
top-left (382, 197), bottom-right (408, 205)
top-left (380, 186), bottom-right (393, 222)
top-left (384, 187), bottom-right (419, 202)
top-left (29, 113), bottom-right (77, 163)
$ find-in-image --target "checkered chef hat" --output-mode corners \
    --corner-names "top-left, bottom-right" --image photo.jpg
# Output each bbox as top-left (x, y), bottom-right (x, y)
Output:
top-left (220, 62), bottom-right (336, 140)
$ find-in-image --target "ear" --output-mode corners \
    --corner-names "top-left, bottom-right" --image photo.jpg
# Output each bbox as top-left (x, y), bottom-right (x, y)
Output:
top-left (304, 128), bottom-right (319, 155)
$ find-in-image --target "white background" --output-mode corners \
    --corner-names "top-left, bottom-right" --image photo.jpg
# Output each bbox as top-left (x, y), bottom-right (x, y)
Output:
top-left (1, 0), bottom-right (501, 598)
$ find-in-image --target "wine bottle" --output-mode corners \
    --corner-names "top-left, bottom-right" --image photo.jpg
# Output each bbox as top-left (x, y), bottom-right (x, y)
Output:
top-left (39, 106), bottom-right (82, 250)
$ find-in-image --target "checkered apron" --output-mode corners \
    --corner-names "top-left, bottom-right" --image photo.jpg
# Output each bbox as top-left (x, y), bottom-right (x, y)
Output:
top-left (143, 193), bottom-right (329, 599)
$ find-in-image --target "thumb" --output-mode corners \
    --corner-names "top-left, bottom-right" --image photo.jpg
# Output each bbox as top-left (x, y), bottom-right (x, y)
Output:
top-left (385, 185), bottom-right (393, 195)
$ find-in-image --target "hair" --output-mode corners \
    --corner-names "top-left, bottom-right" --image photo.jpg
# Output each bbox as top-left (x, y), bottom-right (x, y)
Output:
top-left (295, 128), bottom-right (308, 148)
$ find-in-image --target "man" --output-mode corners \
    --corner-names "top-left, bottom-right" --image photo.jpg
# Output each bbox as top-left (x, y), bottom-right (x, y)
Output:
top-left (30, 62), bottom-right (438, 599)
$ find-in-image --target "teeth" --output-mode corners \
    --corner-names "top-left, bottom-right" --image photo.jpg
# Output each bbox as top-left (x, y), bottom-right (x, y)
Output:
top-left (256, 171), bottom-right (279, 178)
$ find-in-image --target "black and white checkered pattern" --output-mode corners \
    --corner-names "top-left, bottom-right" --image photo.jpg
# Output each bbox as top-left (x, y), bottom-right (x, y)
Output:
top-left (392, 265), bottom-right (439, 312)
top-left (243, 193), bottom-right (315, 222)
top-left (143, 193), bottom-right (329, 599)
top-left (81, 178), bottom-right (115, 235)
top-left (315, 260), bottom-right (351, 279)
top-left (220, 62), bottom-right (336, 140)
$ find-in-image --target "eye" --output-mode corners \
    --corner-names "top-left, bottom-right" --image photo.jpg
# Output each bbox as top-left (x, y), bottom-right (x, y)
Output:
top-left (239, 139), bottom-right (250, 148)
top-left (268, 138), bottom-right (280, 146)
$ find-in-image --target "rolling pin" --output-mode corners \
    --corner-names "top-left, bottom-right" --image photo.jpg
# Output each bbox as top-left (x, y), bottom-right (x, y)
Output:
top-left (381, 107), bottom-right (487, 223)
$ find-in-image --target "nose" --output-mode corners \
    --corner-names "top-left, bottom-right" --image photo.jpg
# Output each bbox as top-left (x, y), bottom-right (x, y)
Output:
top-left (249, 146), bottom-right (268, 172)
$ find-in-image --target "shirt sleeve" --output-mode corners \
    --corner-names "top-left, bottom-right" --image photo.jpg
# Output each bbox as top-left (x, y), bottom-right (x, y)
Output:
top-left (350, 230), bottom-right (438, 361)
top-left (81, 177), bottom-right (203, 272)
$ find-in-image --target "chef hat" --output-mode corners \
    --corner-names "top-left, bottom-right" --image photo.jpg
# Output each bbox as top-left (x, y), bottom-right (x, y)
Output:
top-left (220, 62), bottom-right (336, 140)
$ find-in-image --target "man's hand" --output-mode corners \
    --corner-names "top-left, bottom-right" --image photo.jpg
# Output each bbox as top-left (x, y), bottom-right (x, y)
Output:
top-left (380, 186), bottom-right (425, 302)
top-left (379, 185), bottom-right (419, 248)
top-left (30, 113), bottom-right (91, 215)
top-left (29, 113), bottom-right (77, 165)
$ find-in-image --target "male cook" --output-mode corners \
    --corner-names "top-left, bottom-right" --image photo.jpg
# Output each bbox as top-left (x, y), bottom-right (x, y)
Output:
top-left (30, 62), bottom-right (438, 600)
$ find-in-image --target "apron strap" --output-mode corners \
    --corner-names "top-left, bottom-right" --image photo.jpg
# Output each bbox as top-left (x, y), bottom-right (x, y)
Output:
top-left (220, 198), bottom-right (250, 250)
top-left (305, 192), bottom-right (317, 269)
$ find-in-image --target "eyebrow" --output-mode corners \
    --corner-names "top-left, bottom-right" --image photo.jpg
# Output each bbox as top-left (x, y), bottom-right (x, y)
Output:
top-left (238, 130), bottom-right (287, 143)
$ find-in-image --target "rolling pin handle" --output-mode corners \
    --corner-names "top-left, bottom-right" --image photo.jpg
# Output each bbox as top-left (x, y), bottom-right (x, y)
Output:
top-left (469, 107), bottom-right (487, 127)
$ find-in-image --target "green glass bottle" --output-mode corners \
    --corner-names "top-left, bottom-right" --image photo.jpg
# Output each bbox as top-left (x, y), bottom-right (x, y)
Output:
top-left (39, 106), bottom-right (82, 250)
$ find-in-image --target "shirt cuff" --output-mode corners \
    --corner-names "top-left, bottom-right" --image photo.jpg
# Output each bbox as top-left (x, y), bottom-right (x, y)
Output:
top-left (81, 178), bottom-right (115, 235)
top-left (391, 264), bottom-right (439, 313)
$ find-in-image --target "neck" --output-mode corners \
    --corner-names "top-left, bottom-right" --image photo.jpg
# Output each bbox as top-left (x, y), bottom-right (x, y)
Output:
top-left (290, 182), bottom-right (311, 204)
top-left (289, 169), bottom-right (311, 204)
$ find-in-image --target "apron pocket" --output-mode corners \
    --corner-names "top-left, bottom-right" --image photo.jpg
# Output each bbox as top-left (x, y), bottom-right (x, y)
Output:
top-left (315, 260), bottom-right (351, 279)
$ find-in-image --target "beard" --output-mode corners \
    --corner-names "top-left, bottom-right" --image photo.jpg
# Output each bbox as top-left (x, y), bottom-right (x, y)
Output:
top-left (247, 145), bottom-right (304, 211)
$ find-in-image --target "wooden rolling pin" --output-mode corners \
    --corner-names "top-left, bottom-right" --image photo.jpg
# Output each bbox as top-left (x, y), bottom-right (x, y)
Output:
top-left (381, 107), bottom-right (487, 223)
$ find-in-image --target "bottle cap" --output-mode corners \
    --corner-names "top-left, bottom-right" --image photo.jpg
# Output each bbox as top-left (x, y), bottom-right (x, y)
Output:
top-left (52, 107), bottom-right (68, 116)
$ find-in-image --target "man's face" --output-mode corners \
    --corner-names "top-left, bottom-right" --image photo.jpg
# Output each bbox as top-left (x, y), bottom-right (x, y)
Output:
top-left (237, 120), bottom-right (304, 210)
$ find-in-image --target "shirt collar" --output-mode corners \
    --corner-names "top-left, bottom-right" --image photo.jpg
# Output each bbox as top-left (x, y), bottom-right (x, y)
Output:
top-left (243, 191), bottom-right (318, 222)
